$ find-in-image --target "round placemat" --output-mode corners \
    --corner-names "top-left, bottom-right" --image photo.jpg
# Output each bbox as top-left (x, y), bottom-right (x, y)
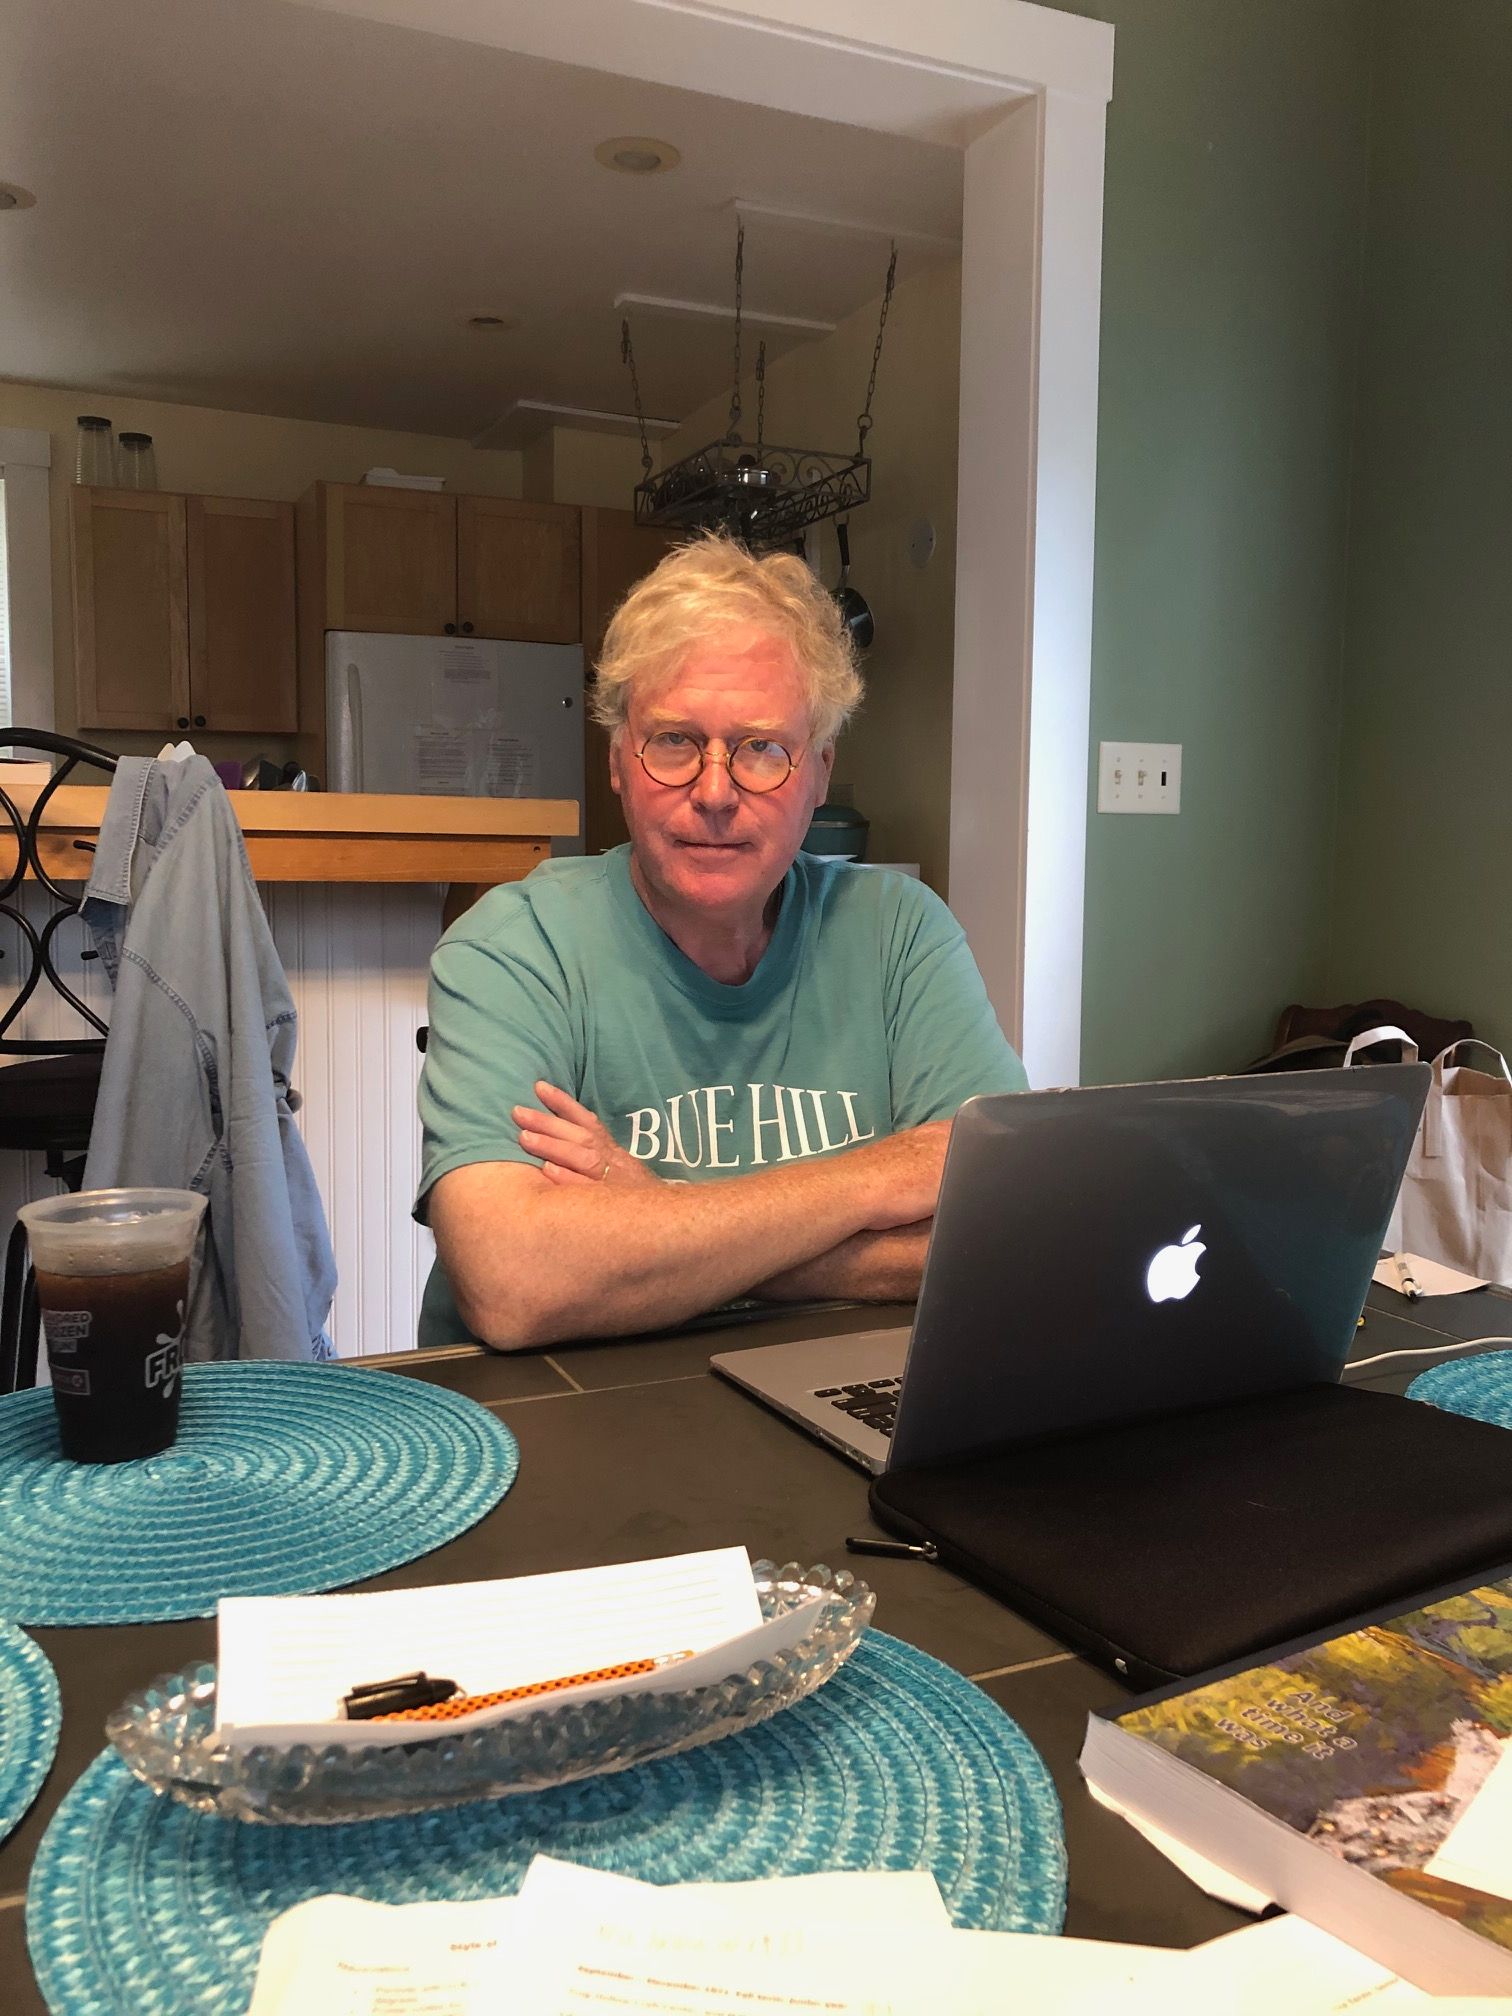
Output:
top-left (1408, 1349), bottom-right (1512, 1428)
top-left (0, 1621), bottom-right (60, 1846)
top-left (0, 1363), bottom-right (519, 1626)
top-left (27, 1631), bottom-right (1065, 2014)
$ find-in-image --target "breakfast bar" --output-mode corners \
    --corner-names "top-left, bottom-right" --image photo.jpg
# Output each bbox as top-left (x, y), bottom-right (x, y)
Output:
top-left (2, 784), bottom-right (580, 921)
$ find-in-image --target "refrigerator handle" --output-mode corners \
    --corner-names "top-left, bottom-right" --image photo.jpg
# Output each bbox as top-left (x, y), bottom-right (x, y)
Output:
top-left (341, 660), bottom-right (365, 794)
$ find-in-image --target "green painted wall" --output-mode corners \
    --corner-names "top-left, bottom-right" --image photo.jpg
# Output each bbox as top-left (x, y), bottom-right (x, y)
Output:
top-left (1051, 0), bottom-right (1373, 1083)
top-left (1328, 1), bottom-right (1512, 1051)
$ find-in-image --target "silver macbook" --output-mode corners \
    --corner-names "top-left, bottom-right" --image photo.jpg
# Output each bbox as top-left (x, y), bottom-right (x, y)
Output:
top-left (710, 1067), bottom-right (1428, 1473)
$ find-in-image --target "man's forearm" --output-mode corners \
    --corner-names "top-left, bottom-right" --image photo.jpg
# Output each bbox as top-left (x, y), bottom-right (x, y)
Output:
top-left (434, 1132), bottom-right (945, 1350)
top-left (750, 1224), bottom-right (932, 1305)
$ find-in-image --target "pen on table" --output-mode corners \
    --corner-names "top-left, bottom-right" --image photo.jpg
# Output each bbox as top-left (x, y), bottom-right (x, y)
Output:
top-left (1394, 1254), bottom-right (1423, 1301)
top-left (845, 1535), bottom-right (938, 1562)
top-left (343, 1652), bottom-right (696, 1724)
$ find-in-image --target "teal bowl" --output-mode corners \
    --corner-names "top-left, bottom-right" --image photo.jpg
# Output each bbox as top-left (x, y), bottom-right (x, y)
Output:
top-left (803, 805), bottom-right (869, 862)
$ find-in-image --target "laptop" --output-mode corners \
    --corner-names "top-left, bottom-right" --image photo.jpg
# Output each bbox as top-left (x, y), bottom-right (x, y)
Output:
top-left (710, 1067), bottom-right (1428, 1474)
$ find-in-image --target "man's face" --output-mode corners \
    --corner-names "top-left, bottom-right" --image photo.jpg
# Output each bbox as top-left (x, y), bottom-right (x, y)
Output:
top-left (609, 626), bottom-right (835, 924)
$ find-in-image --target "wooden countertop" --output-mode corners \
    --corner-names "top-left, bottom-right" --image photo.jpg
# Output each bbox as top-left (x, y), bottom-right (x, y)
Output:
top-left (2, 786), bottom-right (579, 885)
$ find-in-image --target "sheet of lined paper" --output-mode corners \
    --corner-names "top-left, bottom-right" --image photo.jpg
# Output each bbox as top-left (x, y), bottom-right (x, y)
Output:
top-left (216, 1546), bottom-right (765, 1747)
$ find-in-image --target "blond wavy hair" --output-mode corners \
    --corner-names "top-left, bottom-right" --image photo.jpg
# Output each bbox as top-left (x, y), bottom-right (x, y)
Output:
top-left (591, 532), bottom-right (863, 746)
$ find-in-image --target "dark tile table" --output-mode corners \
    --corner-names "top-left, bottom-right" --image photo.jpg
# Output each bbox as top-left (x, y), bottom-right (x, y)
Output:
top-left (5, 1280), bottom-right (1508, 2009)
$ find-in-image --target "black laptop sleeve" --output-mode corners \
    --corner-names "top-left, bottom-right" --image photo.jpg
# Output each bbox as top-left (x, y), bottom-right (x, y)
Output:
top-left (869, 1383), bottom-right (1512, 1690)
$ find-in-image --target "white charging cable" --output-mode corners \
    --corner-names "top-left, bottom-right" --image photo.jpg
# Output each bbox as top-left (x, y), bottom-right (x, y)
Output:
top-left (1351, 1334), bottom-right (1512, 1372)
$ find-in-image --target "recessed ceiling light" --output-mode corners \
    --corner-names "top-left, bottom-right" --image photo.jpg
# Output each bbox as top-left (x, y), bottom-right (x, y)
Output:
top-left (594, 137), bottom-right (680, 176)
top-left (0, 183), bottom-right (37, 211)
top-left (465, 314), bottom-right (516, 332)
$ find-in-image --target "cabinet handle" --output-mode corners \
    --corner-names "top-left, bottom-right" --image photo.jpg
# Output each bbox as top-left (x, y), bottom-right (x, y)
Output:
top-left (193, 715), bottom-right (206, 728)
top-left (444, 623), bottom-right (457, 635)
top-left (177, 716), bottom-right (190, 730)
top-left (460, 621), bottom-right (474, 635)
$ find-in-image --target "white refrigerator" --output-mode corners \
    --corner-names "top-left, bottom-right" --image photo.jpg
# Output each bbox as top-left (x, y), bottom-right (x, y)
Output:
top-left (325, 631), bottom-right (585, 852)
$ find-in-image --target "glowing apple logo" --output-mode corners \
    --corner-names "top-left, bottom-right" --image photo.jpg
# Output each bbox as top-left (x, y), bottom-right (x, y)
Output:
top-left (1145, 1224), bottom-right (1206, 1304)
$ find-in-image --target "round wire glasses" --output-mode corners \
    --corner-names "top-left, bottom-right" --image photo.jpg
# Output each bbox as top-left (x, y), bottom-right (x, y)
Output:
top-left (635, 730), bottom-right (797, 794)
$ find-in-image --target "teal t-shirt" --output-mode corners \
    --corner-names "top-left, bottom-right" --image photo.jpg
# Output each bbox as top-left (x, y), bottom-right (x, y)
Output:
top-left (415, 846), bottom-right (1027, 1344)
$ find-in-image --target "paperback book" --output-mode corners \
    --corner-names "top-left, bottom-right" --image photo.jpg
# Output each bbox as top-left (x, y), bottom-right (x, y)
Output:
top-left (1080, 1575), bottom-right (1512, 1995)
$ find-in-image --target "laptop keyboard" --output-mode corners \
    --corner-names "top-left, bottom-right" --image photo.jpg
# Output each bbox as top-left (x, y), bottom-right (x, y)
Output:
top-left (812, 1378), bottom-right (901, 1439)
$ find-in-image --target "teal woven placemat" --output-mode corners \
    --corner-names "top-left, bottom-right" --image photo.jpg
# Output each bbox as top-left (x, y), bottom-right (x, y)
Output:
top-left (0, 1363), bottom-right (519, 1626)
top-left (1408, 1349), bottom-right (1512, 1428)
top-left (0, 1621), bottom-right (60, 1847)
top-left (27, 1631), bottom-right (1065, 2014)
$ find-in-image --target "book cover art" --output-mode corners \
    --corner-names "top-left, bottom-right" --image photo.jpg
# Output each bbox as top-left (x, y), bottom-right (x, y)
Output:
top-left (1117, 1577), bottom-right (1512, 1950)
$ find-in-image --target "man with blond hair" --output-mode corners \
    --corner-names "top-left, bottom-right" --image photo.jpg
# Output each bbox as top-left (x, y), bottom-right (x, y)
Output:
top-left (416, 533), bottom-right (1025, 1350)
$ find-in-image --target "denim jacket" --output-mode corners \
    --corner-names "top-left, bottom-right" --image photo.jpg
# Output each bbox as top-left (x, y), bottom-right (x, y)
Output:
top-left (81, 757), bottom-right (337, 1361)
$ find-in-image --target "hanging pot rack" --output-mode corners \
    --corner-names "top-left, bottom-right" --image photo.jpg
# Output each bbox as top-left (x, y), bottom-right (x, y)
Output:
top-left (621, 224), bottom-right (896, 549)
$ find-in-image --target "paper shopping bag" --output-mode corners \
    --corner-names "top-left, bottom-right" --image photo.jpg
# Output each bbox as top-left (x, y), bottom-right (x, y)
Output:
top-left (1388, 1040), bottom-right (1512, 1283)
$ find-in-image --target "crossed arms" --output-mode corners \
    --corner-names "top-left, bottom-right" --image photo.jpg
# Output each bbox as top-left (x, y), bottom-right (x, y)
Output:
top-left (428, 1082), bottom-right (949, 1351)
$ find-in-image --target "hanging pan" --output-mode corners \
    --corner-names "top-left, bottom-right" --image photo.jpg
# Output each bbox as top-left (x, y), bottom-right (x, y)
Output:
top-left (834, 519), bottom-right (874, 652)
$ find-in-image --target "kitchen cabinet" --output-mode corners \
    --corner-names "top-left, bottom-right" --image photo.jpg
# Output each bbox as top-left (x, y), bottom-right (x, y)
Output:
top-left (187, 497), bottom-right (297, 733)
top-left (300, 484), bottom-right (579, 642)
top-left (313, 484), bottom-right (457, 635)
top-left (457, 496), bottom-right (580, 643)
top-left (70, 488), bottom-right (189, 732)
top-left (72, 487), bottom-right (297, 734)
top-left (579, 507), bottom-right (677, 852)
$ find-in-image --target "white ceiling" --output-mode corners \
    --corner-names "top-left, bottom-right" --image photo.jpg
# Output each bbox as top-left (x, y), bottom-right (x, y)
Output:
top-left (0, 0), bottom-right (962, 440)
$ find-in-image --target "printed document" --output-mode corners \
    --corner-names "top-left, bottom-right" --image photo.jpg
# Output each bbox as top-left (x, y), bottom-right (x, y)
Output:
top-left (246, 1856), bottom-right (1181, 2016)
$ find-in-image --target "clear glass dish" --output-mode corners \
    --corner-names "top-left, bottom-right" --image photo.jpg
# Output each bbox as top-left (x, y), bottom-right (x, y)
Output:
top-left (106, 1562), bottom-right (874, 1824)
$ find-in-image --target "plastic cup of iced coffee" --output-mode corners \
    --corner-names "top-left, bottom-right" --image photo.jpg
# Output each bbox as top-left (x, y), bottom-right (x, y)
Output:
top-left (17, 1189), bottom-right (206, 1463)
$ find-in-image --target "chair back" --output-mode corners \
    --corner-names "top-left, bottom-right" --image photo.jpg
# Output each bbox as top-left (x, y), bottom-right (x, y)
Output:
top-left (0, 731), bottom-right (119, 1057)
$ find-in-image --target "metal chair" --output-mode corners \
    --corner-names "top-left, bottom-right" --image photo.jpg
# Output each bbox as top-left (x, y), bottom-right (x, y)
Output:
top-left (0, 731), bottom-right (119, 1392)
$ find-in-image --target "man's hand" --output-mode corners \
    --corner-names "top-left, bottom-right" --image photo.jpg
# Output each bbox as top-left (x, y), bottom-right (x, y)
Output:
top-left (752, 1222), bottom-right (933, 1303)
top-left (514, 1082), bottom-right (660, 1189)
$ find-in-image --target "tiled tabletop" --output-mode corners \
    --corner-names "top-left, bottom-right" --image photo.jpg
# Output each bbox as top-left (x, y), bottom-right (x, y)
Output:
top-left (4, 1279), bottom-right (1508, 2008)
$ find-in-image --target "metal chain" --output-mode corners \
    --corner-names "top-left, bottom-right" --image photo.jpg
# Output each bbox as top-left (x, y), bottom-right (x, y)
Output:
top-left (726, 221), bottom-right (745, 443)
top-left (755, 339), bottom-right (766, 460)
top-left (620, 319), bottom-right (653, 477)
top-left (856, 242), bottom-right (898, 457)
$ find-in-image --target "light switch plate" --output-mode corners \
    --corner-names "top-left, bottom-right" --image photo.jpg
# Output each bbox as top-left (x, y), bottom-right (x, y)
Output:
top-left (1098, 742), bottom-right (1182, 814)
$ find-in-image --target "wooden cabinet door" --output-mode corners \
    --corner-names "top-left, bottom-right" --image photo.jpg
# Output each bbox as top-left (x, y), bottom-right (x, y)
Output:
top-left (71, 488), bottom-right (190, 731)
top-left (579, 507), bottom-right (677, 852)
top-left (187, 496), bottom-right (297, 733)
top-left (324, 484), bottom-right (456, 634)
top-left (457, 497), bottom-right (580, 643)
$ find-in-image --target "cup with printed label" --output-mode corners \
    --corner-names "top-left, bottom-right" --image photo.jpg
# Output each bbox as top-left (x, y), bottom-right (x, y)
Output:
top-left (17, 1189), bottom-right (206, 1463)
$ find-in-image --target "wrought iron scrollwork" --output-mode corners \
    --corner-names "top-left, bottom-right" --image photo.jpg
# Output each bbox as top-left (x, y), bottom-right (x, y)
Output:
top-left (633, 443), bottom-right (872, 550)
top-left (0, 730), bottom-right (118, 1052)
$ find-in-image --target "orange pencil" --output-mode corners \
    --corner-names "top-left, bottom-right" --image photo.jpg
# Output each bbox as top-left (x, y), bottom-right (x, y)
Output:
top-left (375, 1649), bottom-right (695, 1722)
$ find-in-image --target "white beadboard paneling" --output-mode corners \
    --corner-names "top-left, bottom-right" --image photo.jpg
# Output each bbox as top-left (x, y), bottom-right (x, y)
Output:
top-left (263, 883), bottom-right (440, 1358)
top-left (3, 880), bottom-right (440, 1367)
